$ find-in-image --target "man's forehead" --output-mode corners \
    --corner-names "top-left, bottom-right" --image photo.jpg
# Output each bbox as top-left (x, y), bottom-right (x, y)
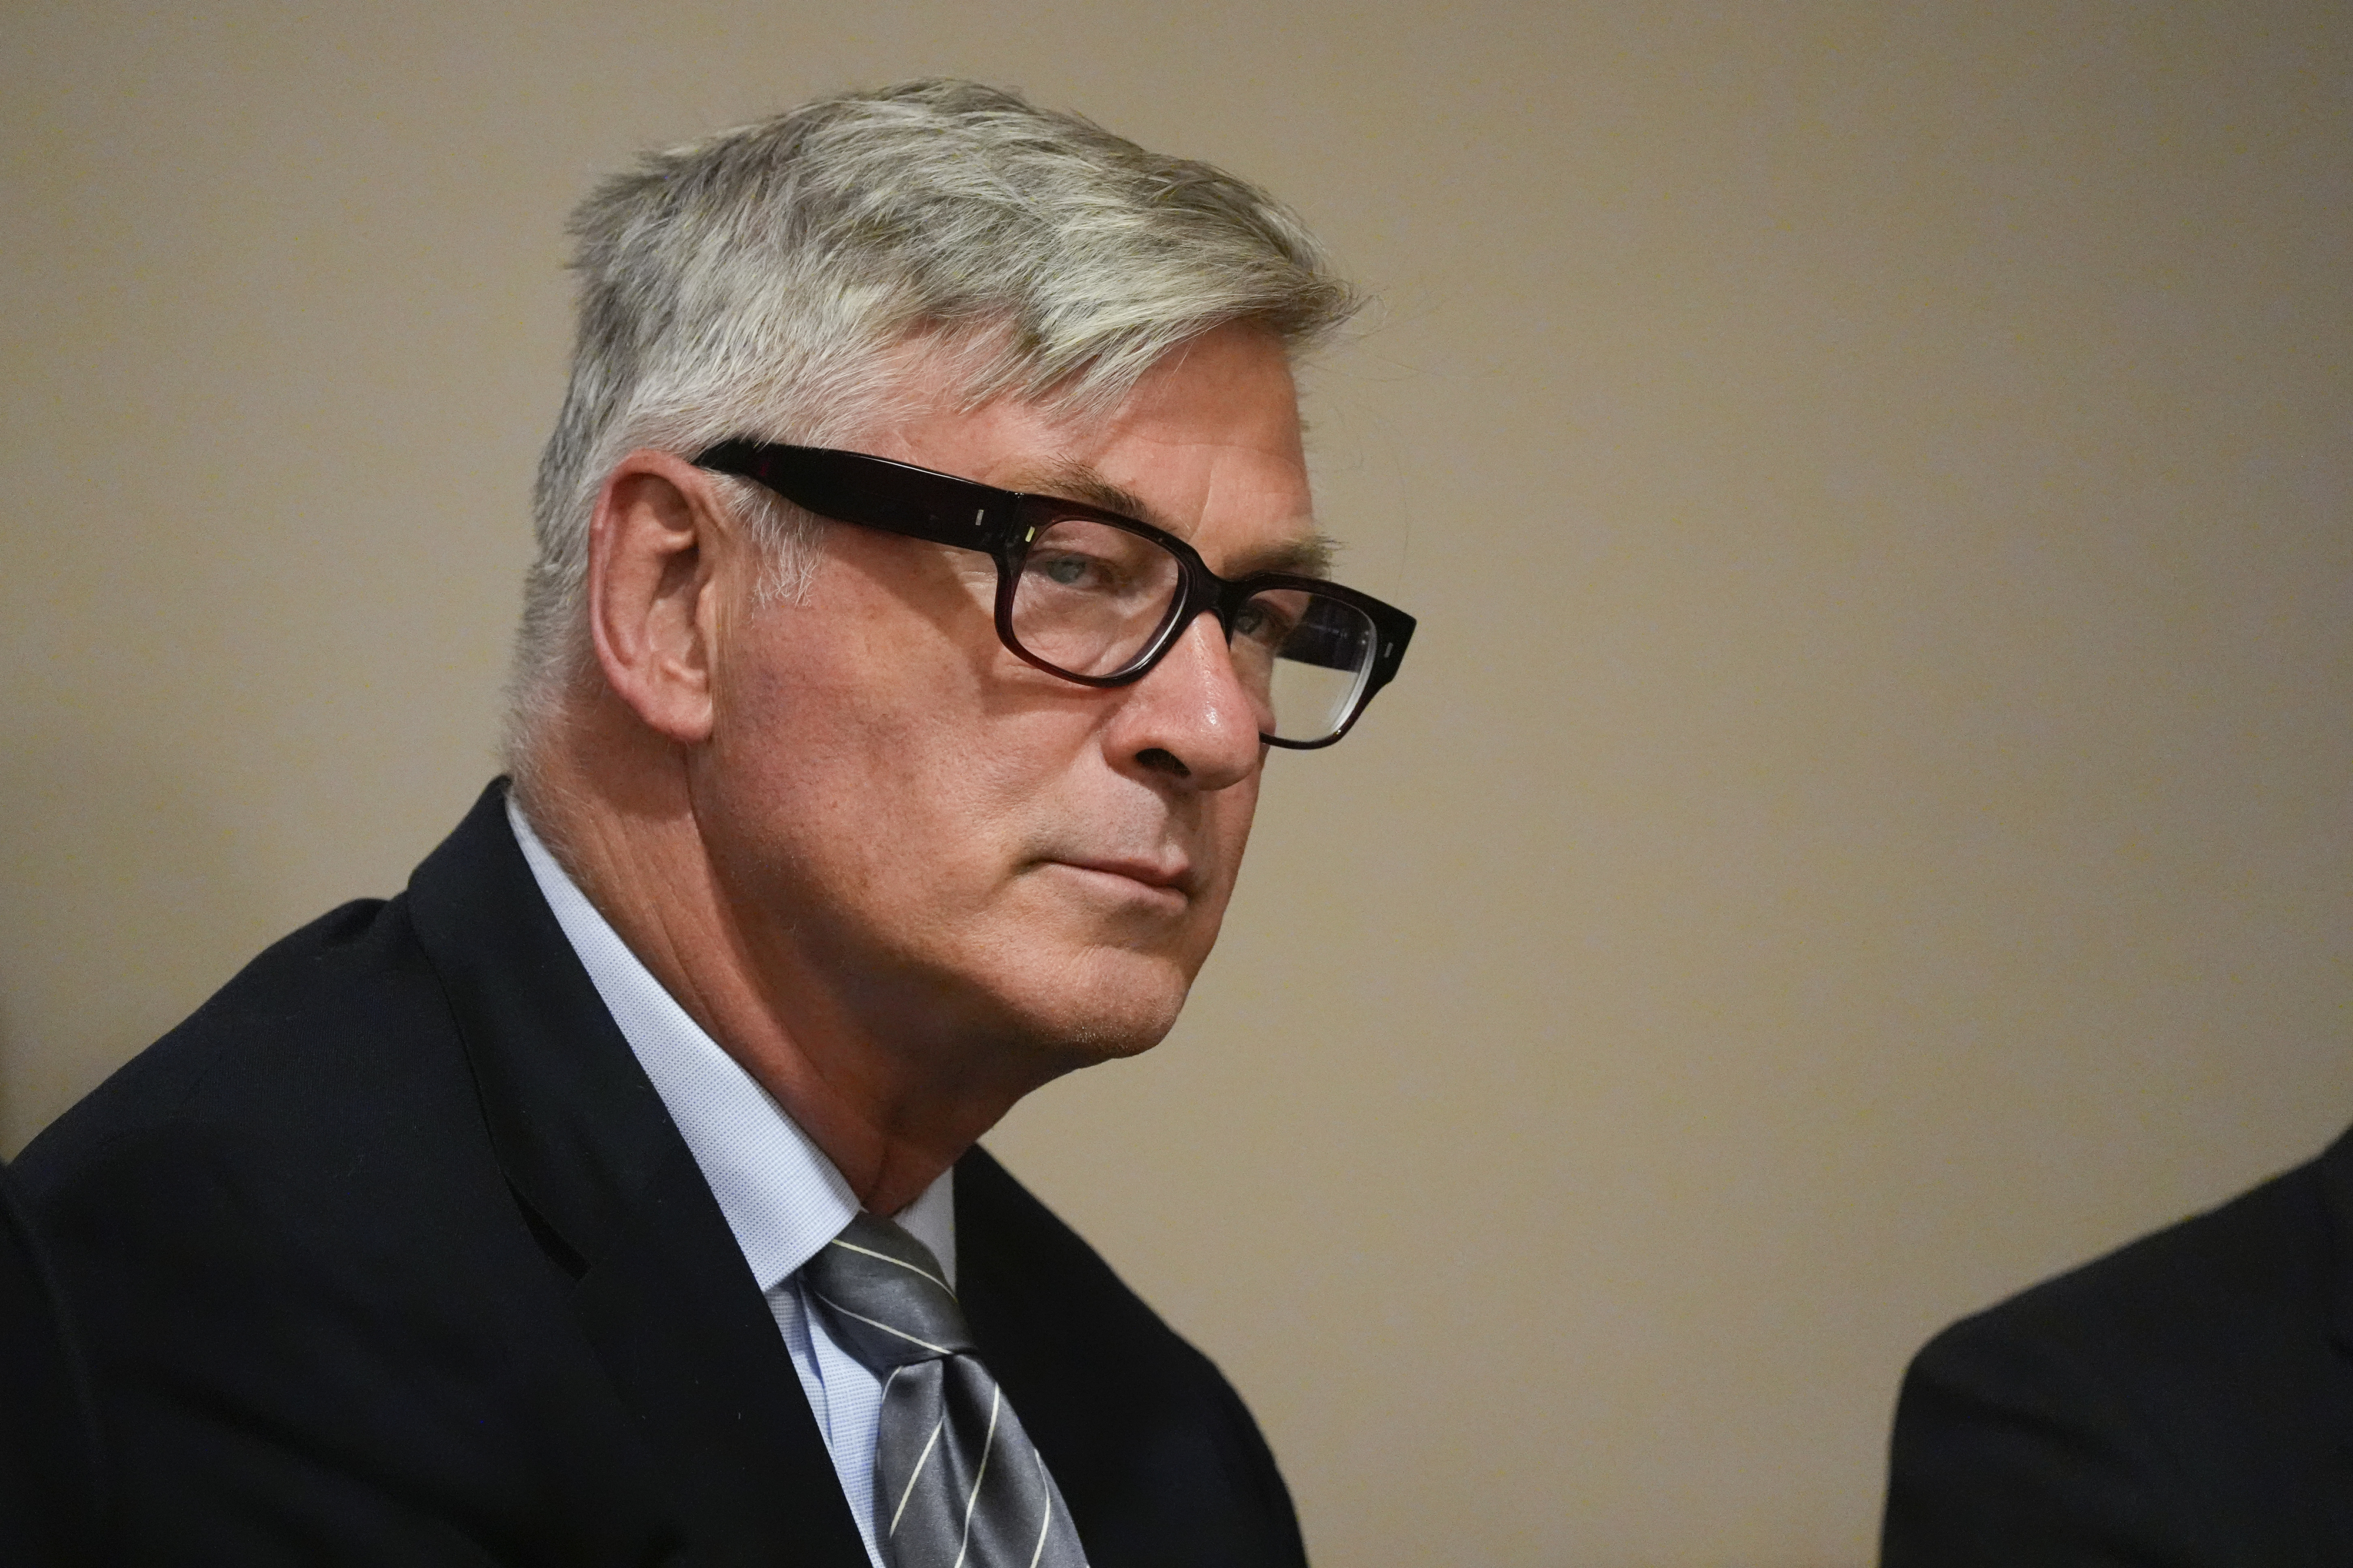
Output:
top-left (996, 455), bottom-right (1335, 579)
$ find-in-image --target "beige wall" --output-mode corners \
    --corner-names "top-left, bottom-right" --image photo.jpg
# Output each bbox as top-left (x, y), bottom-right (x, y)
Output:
top-left (4, 3), bottom-right (2347, 1563)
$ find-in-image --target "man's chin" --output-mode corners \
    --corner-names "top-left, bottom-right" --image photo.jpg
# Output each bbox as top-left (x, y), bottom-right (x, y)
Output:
top-left (991, 955), bottom-right (1194, 1077)
top-left (1036, 1012), bottom-right (1178, 1072)
top-left (848, 925), bottom-right (1204, 1090)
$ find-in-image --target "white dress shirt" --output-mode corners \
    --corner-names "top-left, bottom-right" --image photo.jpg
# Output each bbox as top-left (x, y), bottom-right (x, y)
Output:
top-left (507, 798), bottom-right (952, 1568)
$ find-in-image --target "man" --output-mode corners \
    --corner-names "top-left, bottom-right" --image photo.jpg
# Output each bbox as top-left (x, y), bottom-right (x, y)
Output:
top-left (1881, 1126), bottom-right (2353, 1564)
top-left (16, 80), bottom-right (1412, 1567)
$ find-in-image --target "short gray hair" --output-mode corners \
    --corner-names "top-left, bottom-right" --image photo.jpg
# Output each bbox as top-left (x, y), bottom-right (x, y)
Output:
top-left (504, 78), bottom-right (1357, 766)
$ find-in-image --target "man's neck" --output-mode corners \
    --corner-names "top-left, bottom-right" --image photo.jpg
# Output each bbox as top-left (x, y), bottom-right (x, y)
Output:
top-left (512, 720), bottom-right (1033, 1217)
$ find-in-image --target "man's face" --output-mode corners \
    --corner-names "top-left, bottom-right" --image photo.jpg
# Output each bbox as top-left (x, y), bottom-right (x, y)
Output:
top-left (691, 323), bottom-right (1315, 1083)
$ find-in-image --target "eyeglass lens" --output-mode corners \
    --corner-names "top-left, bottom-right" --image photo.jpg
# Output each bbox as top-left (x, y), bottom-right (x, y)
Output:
top-left (1009, 516), bottom-right (1377, 744)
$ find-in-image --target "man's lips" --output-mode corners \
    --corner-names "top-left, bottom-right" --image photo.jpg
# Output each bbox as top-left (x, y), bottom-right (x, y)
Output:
top-left (1046, 856), bottom-right (1197, 902)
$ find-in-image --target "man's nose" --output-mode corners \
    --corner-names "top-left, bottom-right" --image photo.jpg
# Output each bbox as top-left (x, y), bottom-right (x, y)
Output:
top-left (1110, 612), bottom-right (1266, 790)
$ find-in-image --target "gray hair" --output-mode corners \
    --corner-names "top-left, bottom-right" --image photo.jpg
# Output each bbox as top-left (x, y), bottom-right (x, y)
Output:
top-left (504, 78), bottom-right (1357, 768)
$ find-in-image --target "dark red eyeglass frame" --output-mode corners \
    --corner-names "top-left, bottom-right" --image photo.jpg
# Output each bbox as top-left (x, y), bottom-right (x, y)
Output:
top-left (692, 441), bottom-right (1415, 748)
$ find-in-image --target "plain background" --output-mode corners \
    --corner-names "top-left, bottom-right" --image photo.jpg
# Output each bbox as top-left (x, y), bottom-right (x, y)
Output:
top-left (4, 3), bottom-right (2347, 1563)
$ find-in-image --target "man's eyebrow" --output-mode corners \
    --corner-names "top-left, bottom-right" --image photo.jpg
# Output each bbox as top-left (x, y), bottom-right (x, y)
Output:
top-left (1230, 532), bottom-right (1337, 579)
top-left (1003, 460), bottom-right (1157, 526)
top-left (1004, 460), bottom-right (1338, 579)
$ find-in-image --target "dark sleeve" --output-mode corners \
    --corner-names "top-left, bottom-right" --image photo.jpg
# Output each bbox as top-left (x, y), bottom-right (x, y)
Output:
top-left (1881, 1159), bottom-right (2345, 1568)
top-left (34, 1124), bottom-right (606, 1567)
top-left (0, 1160), bottom-right (105, 1568)
top-left (1881, 1313), bottom-right (2215, 1568)
top-left (27, 1110), bottom-right (678, 1568)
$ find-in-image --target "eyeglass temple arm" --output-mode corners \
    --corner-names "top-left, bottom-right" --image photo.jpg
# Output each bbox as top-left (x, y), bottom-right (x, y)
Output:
top-left (695, 442), bottom-right (1003, 552)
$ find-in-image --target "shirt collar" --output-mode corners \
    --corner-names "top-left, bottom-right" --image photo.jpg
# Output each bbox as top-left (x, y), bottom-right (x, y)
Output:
top-left (505, 793), bottom-right (955, 1290)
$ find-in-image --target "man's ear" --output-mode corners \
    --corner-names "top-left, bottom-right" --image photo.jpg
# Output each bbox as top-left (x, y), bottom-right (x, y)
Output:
top-left (586, 449), bottom-right (735, 745)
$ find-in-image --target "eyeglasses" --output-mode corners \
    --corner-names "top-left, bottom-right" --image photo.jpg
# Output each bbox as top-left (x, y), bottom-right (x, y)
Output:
top-left (693, 442), bottom-right (1415, 748)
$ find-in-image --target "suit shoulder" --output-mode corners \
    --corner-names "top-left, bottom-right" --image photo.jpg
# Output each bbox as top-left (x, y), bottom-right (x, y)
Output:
top-left (15, 892), bottom-right (473, 1205)
top-left (954, 1145), bottom-right (1225, 1379)
top-left (1926, 1154), bottom-right (2333, 1378)
top-left (955, 1148), bottom-right (1152, 1312)
top-left (1885, 1148), bottom-right (2347, 1564)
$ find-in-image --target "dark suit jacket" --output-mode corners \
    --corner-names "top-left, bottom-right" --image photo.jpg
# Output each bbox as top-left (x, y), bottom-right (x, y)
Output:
top-left (1, 1160), bottom-right (105, 1567)
top-left (1881, 1128), bottom-right (2353, 1567)
top-left (15, 782), bottom-right (1307, 1567)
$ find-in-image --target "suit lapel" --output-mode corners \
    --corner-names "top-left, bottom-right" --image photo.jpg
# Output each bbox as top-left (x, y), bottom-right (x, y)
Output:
top-left (406, 782), bottom-right (870, 1568)
top-left (570, 1142), bottom-right (871, 1567)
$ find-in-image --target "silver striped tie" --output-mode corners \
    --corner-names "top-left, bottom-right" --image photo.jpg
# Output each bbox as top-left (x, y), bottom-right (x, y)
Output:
top-left (802, 1213), bottom-right (1091, 1568)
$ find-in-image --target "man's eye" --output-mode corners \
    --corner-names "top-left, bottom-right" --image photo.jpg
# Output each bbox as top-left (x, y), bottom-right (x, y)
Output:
top-left (1233, 600), bottom-right (1295, 646)
top-left (1034, 553), bottom-right (1104, 589)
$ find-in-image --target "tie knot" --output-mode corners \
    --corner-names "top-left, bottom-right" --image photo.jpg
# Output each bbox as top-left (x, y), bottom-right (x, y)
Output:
top-left (801, 1212), bottom-right (975, 1373)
